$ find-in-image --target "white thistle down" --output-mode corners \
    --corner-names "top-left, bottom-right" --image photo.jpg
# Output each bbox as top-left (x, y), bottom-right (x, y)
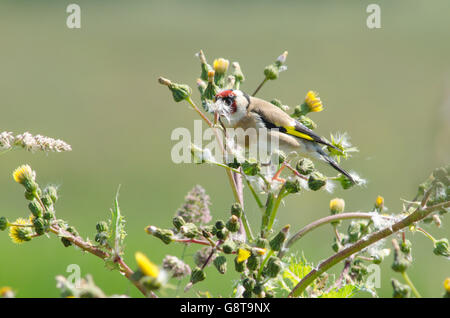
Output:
top-left (0, 131), bottom-right (72, 153)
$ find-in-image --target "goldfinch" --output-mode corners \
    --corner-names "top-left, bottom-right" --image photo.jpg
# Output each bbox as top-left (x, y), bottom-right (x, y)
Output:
top-left (213, 89), bottom-right (355, 184)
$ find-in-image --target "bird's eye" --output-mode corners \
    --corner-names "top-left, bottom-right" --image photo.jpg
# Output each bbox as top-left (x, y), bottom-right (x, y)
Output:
top-left (224, 98), bottom-right (232, 106)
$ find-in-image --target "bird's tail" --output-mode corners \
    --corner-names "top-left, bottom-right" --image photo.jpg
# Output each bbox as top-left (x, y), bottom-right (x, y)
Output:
top-left (316, 148), bottom-right (356, 184)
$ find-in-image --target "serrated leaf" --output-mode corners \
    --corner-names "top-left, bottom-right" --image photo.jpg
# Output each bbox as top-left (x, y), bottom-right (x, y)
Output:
top-left (318, 284), bottom-right (359, 298)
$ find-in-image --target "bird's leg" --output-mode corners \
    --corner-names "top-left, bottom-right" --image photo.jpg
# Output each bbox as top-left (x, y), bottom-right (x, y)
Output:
top-left (272, 163), bottom-right (287, 183)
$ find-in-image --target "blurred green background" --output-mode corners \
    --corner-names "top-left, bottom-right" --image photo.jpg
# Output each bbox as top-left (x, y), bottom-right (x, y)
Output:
top-left (0, 0), bottom-right (449, 298)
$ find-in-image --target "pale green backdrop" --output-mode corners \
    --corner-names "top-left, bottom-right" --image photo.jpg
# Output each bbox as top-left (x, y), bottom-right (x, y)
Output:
top-left (0, 0), bottom-right (449, 297)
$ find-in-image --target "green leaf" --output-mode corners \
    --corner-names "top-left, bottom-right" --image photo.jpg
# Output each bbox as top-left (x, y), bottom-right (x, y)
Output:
top-left (318, 284), bottom-right (359, 298)
top-left (107, 187), bottom-right (127, 261)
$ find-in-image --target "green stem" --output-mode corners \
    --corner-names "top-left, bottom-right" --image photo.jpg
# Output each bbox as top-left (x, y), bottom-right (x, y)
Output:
top-left (416, 227), bottom-right (437, 243)
top-left (267, 186), bottom-right (287, 233)
top-left (262, 193), bottom-right (275, 236)
top-left (252, 78), bottom-right (268, 96)
top-left (288, 200), bottom-right (450, 297)
top-left (257, 249), bottom-right (274, 280)
top-left (244, 177), bottom-right (265, 212)
top-left (401, 271), bottom-right (422, 298)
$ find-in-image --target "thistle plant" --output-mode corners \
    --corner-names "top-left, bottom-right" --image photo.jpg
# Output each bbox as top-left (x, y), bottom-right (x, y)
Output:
top-left (1, 51), bottom-right (449, 298)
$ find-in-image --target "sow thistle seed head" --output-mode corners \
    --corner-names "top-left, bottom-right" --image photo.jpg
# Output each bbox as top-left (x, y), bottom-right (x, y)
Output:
top-left (9, 218), bottom-right (33, 244)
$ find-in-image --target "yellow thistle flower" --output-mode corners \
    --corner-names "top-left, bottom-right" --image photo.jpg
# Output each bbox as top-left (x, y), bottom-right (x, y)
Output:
top-left (0, 287), bottom-right (14, 298)
top-left (236, 248), bottom-right (251, 263)
top-left (213, 58), bottom-right (229, 74)
top-left (444, 278), bottom-right (450, 292)
top-left (9, 218), bottom-right (33, 244)
top-left (12, 164), bottom-right (34, 184)
top-left (329, 198), bottom-right (345, 214)
top-left (304, 91), bottom-right (323, 113)
top-left (135, 252), bottom-right (159, 278)
top-left (375, 196), bottom-right (384, 208)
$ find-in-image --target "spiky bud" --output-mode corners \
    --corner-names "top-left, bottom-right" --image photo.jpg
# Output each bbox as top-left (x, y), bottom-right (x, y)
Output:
top-left (230, 203), bottom-right (242, 218)
top-left (308, 172), bottom-right (327, 191)
top-left (28, 200), bottom-right (43, 218)
top-left (296, 158), bottom-right (315, 175)
top-left (226, 215), bottom-right (240, 233)
top-left (213, 256), bottom-right (227, 274)
top-left (269, 225), bottom-right (290, 251)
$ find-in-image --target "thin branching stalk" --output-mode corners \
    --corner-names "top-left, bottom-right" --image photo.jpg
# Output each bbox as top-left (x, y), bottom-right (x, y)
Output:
top-left (401, 271), bottom-right (421, 298)
top-left (49, 225), bottom-right (148, 297)
top-left (252, 78), bottom-right (268, 96)
top-left (288, 200), bottom-right (450, 297)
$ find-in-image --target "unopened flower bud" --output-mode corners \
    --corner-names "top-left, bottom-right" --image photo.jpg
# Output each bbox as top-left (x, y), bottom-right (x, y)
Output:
top-left (400, 240), bottom-right (412, 254)
top-left (190, 267), bottom-right (206, 285)
top-left (180, 223), bottom-right (200, 239)
top-left (213, 256), bottom-right (227, 274)
top-left (44, 186), bottom-right (58, 204)
top-left (230, 203), bottom-right (242, 218)
top-left (0, 216), bottom-right (8, 231)
top-left (433, 238), bottom-right (450, 257)
top-left (269, 225), bottom-right (290, 251)
top-left (347, 221), bottom-right (362, 243)
top-left (330, 198), bottom-right (345, 215)
top-left (392, 240), bottom-right (411, 273)
top-left (158, 77), bottom-right (192, 102)
top-left (264, 256), bottom-right (282, 278)
top-left (285, 179), bottom-right (301, 194)
top-left (41, 195), bottom-right (53, 210)
top-left (296, 158), bottom-right (315, 175)
top-left (172, 216), bottom-right (186, 231)
top-left (243, 278), bottom-right (256, 291)
top-left (222, 239), bottom-right (237, 254)
top-left (338, 174), bottom-right (355, 190)
top-left (275, 51), bottom-right (288, 66)
top-left (96, 221), bottom-right (109, 233)
top-left (43, 211), bottom-right (55, 220)
top-left (197, 50), bottom-right (212, 81)
top-left (226, 215), bottom-right (240, 233)
top-left (215, 220), bottom-right (225, 230)
top-left (24, 191), bottom-right (34, 201)
top-left (264, 64), bottom-right (279, 80)
top-left (246, 254), bottom-right (260, 271)
top-left (145, 225), bottom-right (174, 244)
top-left (308, 172), bottom-right (327, 191)
top-left (234, 257), bottom-right (246, 273)
top-left (216, 228), bottom-right (229, 240)
top-left (392, 279), bottom-right (411, 298)
top-left (61, 237), bottom-right (72, 247)
top-left (33, 217), bottom-right (46, 235)
top-left (28, 200), bottom-right (43, 218)
top-left (232, 62), bottom-right (245, 83)
top-left (298, 115), bottom-right (317, 130)
top-left (95, 232), bottom-right (109, 245)
top-left (242, 160), bottom-right (261, 176)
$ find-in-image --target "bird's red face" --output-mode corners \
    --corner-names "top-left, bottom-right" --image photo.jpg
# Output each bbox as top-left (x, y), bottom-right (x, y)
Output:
top-left (214, 89), bottom-right (237, 113)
